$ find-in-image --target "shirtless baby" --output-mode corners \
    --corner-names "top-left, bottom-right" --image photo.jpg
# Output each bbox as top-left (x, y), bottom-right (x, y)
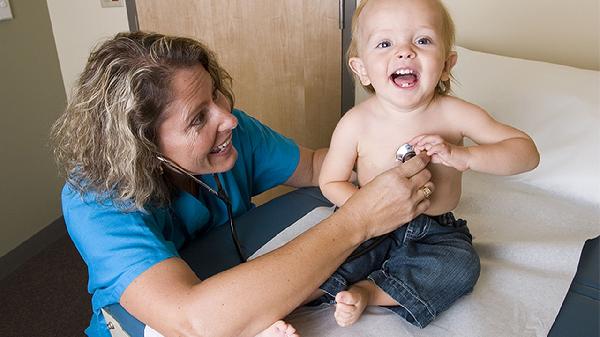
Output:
top-left (318, 0), bottom-right (539, 328)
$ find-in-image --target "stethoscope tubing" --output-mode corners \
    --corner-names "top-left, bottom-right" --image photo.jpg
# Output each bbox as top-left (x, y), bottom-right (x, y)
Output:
top-left (156, 155), bottom-right (246, 262)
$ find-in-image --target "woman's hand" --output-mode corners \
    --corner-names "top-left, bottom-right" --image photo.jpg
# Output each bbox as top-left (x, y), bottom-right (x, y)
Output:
top-left (335, 153), bottom-right (433, 241)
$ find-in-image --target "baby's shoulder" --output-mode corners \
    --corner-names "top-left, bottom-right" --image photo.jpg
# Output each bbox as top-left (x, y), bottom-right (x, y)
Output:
top-left (436, 95), bottom-right (490, 119)
top-left (338, 100), bottom-right (374, 127)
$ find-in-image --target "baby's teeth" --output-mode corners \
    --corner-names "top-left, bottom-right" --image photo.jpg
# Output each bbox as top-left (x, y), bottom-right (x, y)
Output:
top-left (395, 69), bottom-right (414, 75)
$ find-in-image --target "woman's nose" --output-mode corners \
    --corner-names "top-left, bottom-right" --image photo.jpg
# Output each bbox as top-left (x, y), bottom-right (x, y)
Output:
top-left (217, 108), bottom-right (238, 132)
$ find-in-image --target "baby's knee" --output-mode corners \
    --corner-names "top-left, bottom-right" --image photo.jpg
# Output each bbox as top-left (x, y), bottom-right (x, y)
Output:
top-left (454, 246), bottom-right (481, 292)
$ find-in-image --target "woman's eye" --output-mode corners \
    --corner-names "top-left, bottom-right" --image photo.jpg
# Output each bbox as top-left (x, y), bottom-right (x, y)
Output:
top-left (376, 41), bottom-right (391, 49)
top-left (191, 113), bottom-right (206, 127)
top-left (416, 37), bottom-right (432, 45)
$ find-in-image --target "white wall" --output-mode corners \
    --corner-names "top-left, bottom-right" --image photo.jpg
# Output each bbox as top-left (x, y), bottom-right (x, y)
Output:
top-left (443, 0), bottom-right (599, 71)
top-left (354, 0), bottom-right (600, 103)
top-left (0, 1), bottom-right (128, 258)
top-left (354, 0), bottom-right (599, 71)
top-left (0, 1), bottom-right (130, 259)
top-left (0, 1), bottom-right (67, 258)
top-left (46, 0), bottom-right (130, 100)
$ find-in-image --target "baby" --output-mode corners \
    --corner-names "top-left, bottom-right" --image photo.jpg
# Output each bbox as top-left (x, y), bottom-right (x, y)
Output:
top-left (318, 0), bottom-right (539, 329)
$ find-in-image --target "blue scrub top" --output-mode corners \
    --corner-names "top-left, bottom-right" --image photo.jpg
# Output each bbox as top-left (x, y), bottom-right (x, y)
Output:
top-left (61, 109), bottom-right (300, 337)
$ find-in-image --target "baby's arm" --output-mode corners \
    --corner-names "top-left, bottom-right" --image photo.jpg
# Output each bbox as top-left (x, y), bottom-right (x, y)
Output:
top-left (411, 100), bottom-right (539, 175)
top-left (319, 114), bottom-right (360, 206)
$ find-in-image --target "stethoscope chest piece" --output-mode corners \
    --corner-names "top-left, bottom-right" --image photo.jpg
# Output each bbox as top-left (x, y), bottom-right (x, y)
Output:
top-left (396, 143), bottom-right (416, 163)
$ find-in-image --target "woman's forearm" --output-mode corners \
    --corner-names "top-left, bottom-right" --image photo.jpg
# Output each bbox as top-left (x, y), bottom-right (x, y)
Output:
top-left (184, 211), bottom-right (365, 336)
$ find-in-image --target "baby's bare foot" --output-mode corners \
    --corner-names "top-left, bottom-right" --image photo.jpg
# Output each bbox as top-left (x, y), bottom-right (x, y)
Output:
top-left (334, 285), bottom-right (370, 327)
top-left (255, 320), bottom-right (299, 337)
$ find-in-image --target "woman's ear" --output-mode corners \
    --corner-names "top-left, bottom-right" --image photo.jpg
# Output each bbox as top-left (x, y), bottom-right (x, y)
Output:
top-left (349, 57), bottom-right (371, 86)
top-left (441, 51), bottom-right (458, 81)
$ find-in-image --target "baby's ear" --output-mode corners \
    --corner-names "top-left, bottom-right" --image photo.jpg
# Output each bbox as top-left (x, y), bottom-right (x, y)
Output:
top-left (441, 51), bottom-right (458, 81)
top-left (349, 57), bottom-right (371, 86)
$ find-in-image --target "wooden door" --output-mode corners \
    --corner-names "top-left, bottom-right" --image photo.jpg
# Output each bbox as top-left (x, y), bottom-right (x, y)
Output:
top-left (135, 0), bottom-right (342, 202)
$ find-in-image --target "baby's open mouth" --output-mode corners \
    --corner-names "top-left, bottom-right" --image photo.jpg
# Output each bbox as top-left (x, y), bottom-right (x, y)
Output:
top-left (390, 68), bottom-right (419, 88)
top-left (210, 137), bottom-right (232, 154)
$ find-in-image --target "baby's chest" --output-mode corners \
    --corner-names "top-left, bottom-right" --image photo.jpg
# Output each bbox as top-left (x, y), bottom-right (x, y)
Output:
top-left (355, 125), bottom-right (461, 184)
top-left (356, 141), bottom-right (405, 185)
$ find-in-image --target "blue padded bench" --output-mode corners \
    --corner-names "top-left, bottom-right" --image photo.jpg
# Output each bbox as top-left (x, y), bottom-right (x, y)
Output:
top-left (104, 187), bottom-right (599, 337)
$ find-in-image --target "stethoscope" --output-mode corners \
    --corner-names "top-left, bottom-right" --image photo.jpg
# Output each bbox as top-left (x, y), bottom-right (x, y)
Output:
top-left (156, 143), bottom-right (416, 264)
top-left (156, 155), bottom-right (247, 262)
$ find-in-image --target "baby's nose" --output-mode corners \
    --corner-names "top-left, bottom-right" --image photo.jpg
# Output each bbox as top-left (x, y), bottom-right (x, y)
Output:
top-left (397, 49), bottom-right (416, 59)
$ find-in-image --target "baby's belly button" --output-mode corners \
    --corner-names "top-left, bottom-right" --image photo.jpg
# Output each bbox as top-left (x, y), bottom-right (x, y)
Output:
top-left (425, 198), bottom-right (456, 216)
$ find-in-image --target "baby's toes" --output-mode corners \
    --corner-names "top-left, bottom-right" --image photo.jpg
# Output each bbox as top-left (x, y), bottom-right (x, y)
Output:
top-left (335, 291), bottom-right (359, 306)
top-left (283, 322), bottom-right (298, 337)
top-left (334, 303), bottom-right (356, 326)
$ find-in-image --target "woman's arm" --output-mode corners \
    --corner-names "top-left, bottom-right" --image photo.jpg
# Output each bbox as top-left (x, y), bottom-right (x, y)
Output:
top-left (284, 146), bottom-right (328, 187)
top-left (285, 146), bottom-right (358, 189)
top-left (121, 154), bottom-right (433, 337)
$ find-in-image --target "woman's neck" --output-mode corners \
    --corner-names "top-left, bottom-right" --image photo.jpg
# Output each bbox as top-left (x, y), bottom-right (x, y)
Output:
top-left (166, 170), bottom-right (199, 196)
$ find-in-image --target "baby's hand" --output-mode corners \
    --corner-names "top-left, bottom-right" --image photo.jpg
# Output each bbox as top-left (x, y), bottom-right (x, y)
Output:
top-left (408, 135), bottom-right (470, 171)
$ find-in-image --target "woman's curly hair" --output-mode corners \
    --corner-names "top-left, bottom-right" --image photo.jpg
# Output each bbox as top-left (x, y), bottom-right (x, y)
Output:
top-left (347, 0), bottom-right (456, 95)
top-left (50, 31), bottom-right (234, 211)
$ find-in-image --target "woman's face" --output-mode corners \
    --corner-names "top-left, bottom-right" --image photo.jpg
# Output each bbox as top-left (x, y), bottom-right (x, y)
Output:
top-left (157, 65), bottom-right (238, 175)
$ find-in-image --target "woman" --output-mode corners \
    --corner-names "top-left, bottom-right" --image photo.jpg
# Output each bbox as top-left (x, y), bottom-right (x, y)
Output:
top-left (51, 32), bottom-right (434, 337)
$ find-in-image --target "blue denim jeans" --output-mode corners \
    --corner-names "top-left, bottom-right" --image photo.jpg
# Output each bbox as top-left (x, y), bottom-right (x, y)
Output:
top-left (318, 212), bottom-right (480, 328)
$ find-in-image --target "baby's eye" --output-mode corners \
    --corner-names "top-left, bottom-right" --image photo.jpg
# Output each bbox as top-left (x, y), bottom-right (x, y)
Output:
top-left (376, 40), bottom-right (391, 49)
top-left (416, 37), bottom-right (432, 45)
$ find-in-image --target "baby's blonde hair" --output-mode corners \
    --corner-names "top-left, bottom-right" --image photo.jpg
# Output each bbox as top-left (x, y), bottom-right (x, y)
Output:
top-left (348, 0), bottom-right (456, 95)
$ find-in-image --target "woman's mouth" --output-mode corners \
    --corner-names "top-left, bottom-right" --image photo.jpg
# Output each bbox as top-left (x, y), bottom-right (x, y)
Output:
top-left (390, 68), bottom-right (419, 88)
top-left (209, 136), bottom-right (232, 154)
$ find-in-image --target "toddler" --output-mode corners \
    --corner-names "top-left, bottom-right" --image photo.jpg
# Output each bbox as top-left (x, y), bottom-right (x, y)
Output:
top-left (318, 0), bottom-right (539, 328)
